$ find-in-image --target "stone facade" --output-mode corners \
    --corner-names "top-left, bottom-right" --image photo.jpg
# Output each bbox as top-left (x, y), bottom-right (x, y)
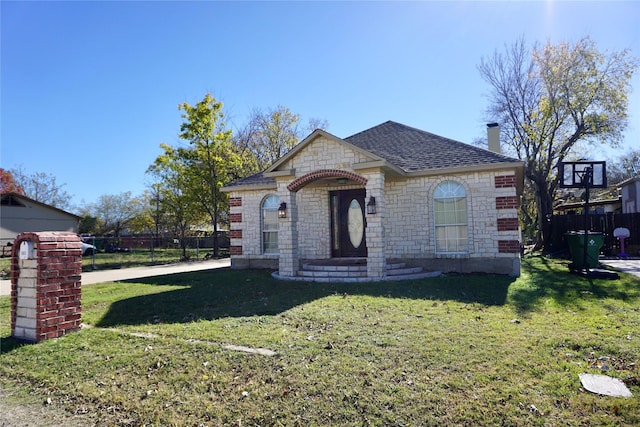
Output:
top-left (224, 132), bottom-right (522, 277)
top-left (229, 189), bottom-right (279, 269)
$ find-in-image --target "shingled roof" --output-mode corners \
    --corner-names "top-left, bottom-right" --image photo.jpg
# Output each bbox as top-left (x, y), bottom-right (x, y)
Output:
top-left (345, 121), bottom-right (519, 172)
top-left (223, 171), bottom-right (275, 189)
top-left (223, 121), bottom-right (522, 189)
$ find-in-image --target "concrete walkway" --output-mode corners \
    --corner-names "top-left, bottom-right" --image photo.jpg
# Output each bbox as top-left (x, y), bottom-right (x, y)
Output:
top-left (0, 258), bottom-right (231, 296)
top-left (600, 258), bottom-right (640, 279)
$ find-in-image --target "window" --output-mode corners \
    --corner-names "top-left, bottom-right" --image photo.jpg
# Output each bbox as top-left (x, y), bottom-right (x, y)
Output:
top-left (434, 181), bottom-right (468, 253)
top-left (262, 195), bottom-right (280, 254)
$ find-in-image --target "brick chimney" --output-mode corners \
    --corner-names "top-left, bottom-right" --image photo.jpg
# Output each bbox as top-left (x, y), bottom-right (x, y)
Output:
top-left (487, 123), bottom-right (501, 154)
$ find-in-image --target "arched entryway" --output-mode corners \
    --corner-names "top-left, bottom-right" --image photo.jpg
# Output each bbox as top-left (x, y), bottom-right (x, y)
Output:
top-left (285, 169), bottom-right (369, 260)
top-left (276, 168), bottom-right (387, 280)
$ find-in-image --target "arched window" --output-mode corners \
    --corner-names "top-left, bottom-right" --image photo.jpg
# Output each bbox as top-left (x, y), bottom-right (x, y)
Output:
top-left (262, 195), bottom-right (280, 254)
top-left (434, 181), bottom-right (468, 253)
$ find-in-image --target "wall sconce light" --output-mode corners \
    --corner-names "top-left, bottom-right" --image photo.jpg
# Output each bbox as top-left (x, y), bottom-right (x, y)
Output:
top-left (337, 177), bottom-right (348, 185)
top-left (367, 197), bottom-right (376, 215)
top-left (278, 202), bottom-right (287, 218)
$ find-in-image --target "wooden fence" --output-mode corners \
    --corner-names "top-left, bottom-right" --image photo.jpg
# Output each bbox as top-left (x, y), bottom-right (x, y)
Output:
top-left (550, 212), bottom-right (640, 257)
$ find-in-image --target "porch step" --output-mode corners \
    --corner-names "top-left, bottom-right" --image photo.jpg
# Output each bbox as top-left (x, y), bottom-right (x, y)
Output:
top-left (299, 270), bottom-right (367, 278)
top-left (387, 266), bottom-right (424, 276)
top-left (301, 263), bottom-right (368, 273)
top-left (281, 259), bottom-right (441, 282)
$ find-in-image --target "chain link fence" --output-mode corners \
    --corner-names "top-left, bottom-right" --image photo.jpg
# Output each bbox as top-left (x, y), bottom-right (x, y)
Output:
top-left (1, 234), bottom-right (230, 267)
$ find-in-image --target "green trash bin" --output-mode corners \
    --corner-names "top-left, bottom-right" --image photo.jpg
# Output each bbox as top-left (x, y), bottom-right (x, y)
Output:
top-left (565, 231), bottom-right (604, 269)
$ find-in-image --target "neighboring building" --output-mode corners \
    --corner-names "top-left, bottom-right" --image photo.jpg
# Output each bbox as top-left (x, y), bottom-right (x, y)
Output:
top-left (555, 197), bottom-right (622, 215)
top-left (222, 121), bottom-right (525, 280)
top-left (1, 192), bottom-right (80, 248)
top-left (554, 176), bottom-right (640, 215)
top-left (620, 177), bottom-right (640, 214)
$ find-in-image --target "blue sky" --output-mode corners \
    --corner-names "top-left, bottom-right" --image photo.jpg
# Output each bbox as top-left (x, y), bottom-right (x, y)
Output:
top-left (2, 1), bottom-right (639, 210)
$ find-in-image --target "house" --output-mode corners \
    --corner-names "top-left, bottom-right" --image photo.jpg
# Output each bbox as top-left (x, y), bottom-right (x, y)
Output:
top-left (620, 177), bottom-right (640, 214)
top-left (1, 192), bottom-right (80, 251)
top-left (221, 121), bottom-right (525, 281)
top-left (554, 176), bottom-right (640, 215)
top-left (555, 196), bottom-right (622, 215)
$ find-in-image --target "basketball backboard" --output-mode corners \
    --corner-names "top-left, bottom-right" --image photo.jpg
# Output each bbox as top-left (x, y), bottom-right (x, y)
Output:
top-left (559, 161), bottom-right (607, 189)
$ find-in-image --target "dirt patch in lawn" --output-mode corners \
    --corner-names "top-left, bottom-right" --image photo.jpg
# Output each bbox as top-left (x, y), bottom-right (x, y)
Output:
top-left (0, 383), bottom-right (92, 427)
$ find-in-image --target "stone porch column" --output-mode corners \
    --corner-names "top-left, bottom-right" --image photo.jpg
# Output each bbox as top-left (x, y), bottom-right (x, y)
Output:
top-left (366, 171), bottom-right (386, 279)
top-left (278, 189), bottom-right (299, 277)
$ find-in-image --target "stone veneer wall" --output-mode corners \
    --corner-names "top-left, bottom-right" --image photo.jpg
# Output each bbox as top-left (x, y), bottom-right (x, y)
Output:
top-left (281, 136), bottom-right (372, 173)
top-left (228, 186), bottom-right (343, 268)
top-left (229, 190), bottom-right (278, 269)
top-left (11, 231), bottom-right (82, 342)
top-left (383, 171), bottom-right (520, 275)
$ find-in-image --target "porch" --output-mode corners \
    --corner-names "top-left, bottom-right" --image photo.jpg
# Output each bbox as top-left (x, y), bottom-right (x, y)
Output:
top-left (272, 258), bottom-right (441, 283)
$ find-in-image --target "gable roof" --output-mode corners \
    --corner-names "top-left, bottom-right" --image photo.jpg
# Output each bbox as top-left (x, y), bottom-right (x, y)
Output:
top-left (222, 121), bottom-right (523, 190)
top-left (264, 129), bottom-right (385, 174)
top-left (345, 121), bottom-right (520, 172)
top-left (0, 192), bottom-right (81, 219)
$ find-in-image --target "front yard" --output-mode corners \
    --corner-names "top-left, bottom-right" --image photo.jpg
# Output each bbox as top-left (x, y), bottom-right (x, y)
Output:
top-left (0, 256), bottom-right (638, 425)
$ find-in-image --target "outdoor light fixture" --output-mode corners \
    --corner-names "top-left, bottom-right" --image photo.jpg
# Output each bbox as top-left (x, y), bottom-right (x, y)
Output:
top-left (367, 197), bottom-right (377, 215)
top-left (278, 202), bottom-right (287, 219)
top-left (337, 177), bottom-right (348, 185)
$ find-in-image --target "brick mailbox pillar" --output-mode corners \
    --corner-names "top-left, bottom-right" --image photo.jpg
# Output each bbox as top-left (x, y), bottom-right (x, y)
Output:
top-left (11, 231), bottom-right (82, 343)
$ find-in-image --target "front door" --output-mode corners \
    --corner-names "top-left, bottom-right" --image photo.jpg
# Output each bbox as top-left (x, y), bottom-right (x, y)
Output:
top-left (330, 189), bottom-right (367, 257)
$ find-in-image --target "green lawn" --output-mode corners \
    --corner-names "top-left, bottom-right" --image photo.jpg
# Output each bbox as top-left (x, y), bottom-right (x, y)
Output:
top-left (1, 256), bottom-right (638, 426)
top-left (79, 248), bottom-right (228, 272)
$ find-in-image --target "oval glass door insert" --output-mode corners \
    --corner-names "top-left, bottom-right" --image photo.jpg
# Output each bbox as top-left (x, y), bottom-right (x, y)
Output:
top-left (347, 199), bottom-right (364, 248)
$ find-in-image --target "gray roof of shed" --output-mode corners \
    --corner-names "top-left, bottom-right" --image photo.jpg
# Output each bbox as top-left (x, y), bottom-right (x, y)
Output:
top-left (223, 121), bottom-right (521, 189)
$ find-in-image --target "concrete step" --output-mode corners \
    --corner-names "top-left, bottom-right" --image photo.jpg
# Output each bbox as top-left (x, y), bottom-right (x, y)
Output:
top-left (386, 261), bottom-right (406, 270)
top-left (294, 259), bottom-right (438, 282)
top-left (386, 266), bottom-right (424, 276)
top-left (274, 269), bottom-right (441, 283)
top-left (301, 263), bottom-right (367, 272)
top-left (299, 269), bottom-right (367, 278)
top-left (286, 258), bottom-right (440, 283)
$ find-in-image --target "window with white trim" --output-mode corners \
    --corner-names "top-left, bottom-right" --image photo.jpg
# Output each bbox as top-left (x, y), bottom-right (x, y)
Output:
top-left (434, 181), bottom-right (468, 253)
top-left (262, 195), bottom-right (280, 254)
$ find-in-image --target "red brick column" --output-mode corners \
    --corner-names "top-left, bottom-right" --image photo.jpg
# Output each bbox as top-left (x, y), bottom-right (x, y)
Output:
top-left (229, 204), bottom-right (243, 255)
top-left (11, 231), bottom-right (82, 343)
top-left (495, 175), bottom-right (521, 255)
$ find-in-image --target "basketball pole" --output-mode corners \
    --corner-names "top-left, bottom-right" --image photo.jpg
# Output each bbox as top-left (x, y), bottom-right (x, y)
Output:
top-left (581, 167), bottom-right (592, 273)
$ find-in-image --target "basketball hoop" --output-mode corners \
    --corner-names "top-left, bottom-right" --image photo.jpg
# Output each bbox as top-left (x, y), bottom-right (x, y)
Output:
top-left (558, 161), bottom-right (614, 278)
top-left (559, 161), bottom-right (607, 189)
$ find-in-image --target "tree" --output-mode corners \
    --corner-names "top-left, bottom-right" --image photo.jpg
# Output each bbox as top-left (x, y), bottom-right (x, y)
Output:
top-left (78, 214), bottom-right (99, 235)
top-left (10, 166), bottom-right (73, 210)
top-left (90, 192), bottom-right (144, 237)
top-left (0, 168), bottom-right (24, 194)
top-left (127, 190), bottom-right (159, 235)
top-left (234, 105), bottom-right (328, 171)
top-left (147, 144), bottom-right (205, 260)
top-left (176, 93), bottom-right (241, 257)
top-left (608, 149), bottom-right (640, 184)
top-left (479, 37), bottom-right (637, 250)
